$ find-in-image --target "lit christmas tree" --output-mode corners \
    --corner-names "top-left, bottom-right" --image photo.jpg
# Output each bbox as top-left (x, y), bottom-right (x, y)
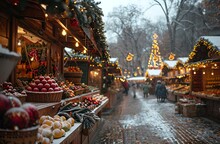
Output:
top-left (147, 33), bottom-right (163, 69)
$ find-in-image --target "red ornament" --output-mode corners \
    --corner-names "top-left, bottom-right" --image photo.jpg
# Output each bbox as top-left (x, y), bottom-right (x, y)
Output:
top-left (70, 18), bottom-right (79, 27)
top-left (7, 0), bottom-right (20, 6)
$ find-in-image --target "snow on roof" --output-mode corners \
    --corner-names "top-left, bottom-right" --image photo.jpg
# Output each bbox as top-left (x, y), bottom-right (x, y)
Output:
top-left (146, 69), bottom-right (162, 77)
top-left (177, 57), bottom-right (188, 64)
top-left (127, 76), bottom-right (146, 81)
top-left (110, 58), bottom-right (118, 63)
top-left (163, 60), bottom-right (178, 68)
top-left (200, 36), bottom-right (220, 50)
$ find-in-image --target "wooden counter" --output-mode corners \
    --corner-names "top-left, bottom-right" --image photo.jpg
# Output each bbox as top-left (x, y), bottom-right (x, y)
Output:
top-left (53, 98), bottom-right (108, 144)
top-left (33, 91), bottom-right (108, 144)
top-left (53, 123), bottom-right (82, 144)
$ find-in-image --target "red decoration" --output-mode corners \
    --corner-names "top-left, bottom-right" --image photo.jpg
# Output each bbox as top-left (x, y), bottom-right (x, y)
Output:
top-left (70, 18), bottom-right (79, 27)
top-left (7, 0), bottom-right (20, 5)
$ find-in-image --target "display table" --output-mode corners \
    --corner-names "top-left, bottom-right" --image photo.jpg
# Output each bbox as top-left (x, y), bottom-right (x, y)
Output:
top-left (53, 98), bottom-right (109, 144)
top-left (53, 123), bottom-right (82, 144)
top-left (30, 90), bottom-right (109, 144)
top-left (33, 102), bottom-right (61, 117)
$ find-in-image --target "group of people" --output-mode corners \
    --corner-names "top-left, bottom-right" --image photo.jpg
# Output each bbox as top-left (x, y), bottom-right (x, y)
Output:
top-left (121, 79), bottom-right (168, 102)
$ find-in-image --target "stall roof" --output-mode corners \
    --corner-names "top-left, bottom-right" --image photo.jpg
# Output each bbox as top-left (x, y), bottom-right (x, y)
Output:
top-left (201, 36), bottom-right (220, 50)
top-left (146, 69), bottom-right (162, 77)
top-left (127, 77), bottom-right (146, 82)
top-left (163, 60), bottom-right (178, 69)
top-left (187, 36), bottom-right (220, 64)
top-left (110, 58), bottom-right (118, 63)
top-left (177, 57), bottom-right (188, 64)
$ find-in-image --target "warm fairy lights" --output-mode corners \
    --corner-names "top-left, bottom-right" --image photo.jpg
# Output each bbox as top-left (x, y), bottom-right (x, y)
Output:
top-left (62, 29), bottom-right (67, 36)
top-left (75, 42), bottom-right (79, 47)
top-left (147, 33), bottom-right (163, 69)
top-left (188, 38), bottom-right (220, 63)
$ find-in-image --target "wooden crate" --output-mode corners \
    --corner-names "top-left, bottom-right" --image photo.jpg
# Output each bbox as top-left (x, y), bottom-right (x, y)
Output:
top-left (183, 104), bottom-right (197, 117)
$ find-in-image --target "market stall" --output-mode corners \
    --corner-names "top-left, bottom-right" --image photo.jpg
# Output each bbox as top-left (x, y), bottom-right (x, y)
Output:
top-left (0, 1), bottom-right (110, 143)
top-left (145, 69), bottom-right (162, 94)
top-left (103, 58), bottom-right (122, 110)
top-left (162, 58), bottom-right (190, 102)
top-left (179, 36), bottom-right (220, 121)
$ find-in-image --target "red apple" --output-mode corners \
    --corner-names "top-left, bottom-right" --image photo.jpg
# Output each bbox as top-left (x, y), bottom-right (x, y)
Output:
top-left (48, 88), bottom-right (54, 92)
top-left (29, 82), bottom-right (36, 89)
top-left (41, 79), bottom-right (47, 85)
top-left (2, 82), bottom-right (8, 89)
top-left (8, 96), bottom-right (22, 107)
top-left (47, 79), bottom-right (53, 85)
top-left (44, 83), bottom-right (50, 89)
top-left (45, 76), bottom-right (50, 80)
top-left (33, 87), bottom-right (39, 92)
top-left (51, 79), bottom-right (56, 83)
top-left (8, 86), bottom-right (13, 90)
top-left (8, 88), bottom-right (14, 93)
top-left (39, 76), bottom-right (44, 81)
top-left (51, 83), bottom-right (56, 89)
top-left (22, 103), bottom-right (39, 126)
top-left (0, 94), bottom-right (12, 118)
top-left (54, 87), bottom-right (61, 91)
top-left (37, 83), bottom-right (44, 90)
top-left (34, 79), bottom-right (40, 84)
top-left (7, 82), bottom-right (12, 86)
top-left (41, 87), bottom-right (47, 92)
top-left (26, 86), bottom-right (32, 91)
top-left (3, 107), bottom-right (30, 130)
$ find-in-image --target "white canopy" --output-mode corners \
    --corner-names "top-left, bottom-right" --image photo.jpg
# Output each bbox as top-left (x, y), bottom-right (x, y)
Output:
top-left (163, 60), bottom-right (178, 69)
top-left (177, 57), bottom-right (188, 64)
top-left (146, 69), bottom-right (162, 77)
top-left (127, 76), bottom-right (146, 82)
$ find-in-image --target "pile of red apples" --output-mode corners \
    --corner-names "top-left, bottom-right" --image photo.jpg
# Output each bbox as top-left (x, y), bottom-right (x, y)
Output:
top-left (26, 75), bottom-right (62, 92)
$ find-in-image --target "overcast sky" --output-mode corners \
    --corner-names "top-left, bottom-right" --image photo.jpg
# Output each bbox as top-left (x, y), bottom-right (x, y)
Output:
top-left (95, 0), bottom-right (164, 22)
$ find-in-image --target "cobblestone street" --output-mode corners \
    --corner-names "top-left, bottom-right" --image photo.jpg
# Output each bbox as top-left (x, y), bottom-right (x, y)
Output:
top-left (93, 89), bottom-right (220, 144)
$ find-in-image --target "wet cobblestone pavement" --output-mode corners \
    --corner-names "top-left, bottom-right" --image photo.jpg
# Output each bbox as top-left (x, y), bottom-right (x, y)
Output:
top-left (93, 89), bottom-right (220, 144)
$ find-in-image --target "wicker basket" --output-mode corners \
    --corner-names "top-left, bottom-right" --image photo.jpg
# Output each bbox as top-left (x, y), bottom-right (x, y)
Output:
top-left (26, 90), bottom-right (63, 103)
top-left (0, 125), bottom-right (39, 144)
top-left (16, 95), bottom-right (27, 104)
top-left (64, 72), bottom-right (83, 84)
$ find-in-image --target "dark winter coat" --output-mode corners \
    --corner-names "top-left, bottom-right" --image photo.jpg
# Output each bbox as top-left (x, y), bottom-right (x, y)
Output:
top-left (155, 83), bottom-right (167, 98)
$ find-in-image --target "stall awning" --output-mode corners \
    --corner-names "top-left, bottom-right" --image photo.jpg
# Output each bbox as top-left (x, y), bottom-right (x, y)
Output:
top-left (127, 77), bottom-right (146, 82)
top-left (146, 69), bottom-right (162, 77)
top-left (163, 60), bottom-right (178, 69)
top-left (187, 36), bottom-right (220, 64)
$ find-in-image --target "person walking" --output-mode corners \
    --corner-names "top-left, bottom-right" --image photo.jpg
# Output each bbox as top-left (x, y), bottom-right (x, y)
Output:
top-left (132, 83), bottom-right (137, 98)
top-left (122, 79), bottom-right (129, 95)
top-left (155, 80), bottom-right (167, 102)
top-left (143, 81), bottom-right (150, 98)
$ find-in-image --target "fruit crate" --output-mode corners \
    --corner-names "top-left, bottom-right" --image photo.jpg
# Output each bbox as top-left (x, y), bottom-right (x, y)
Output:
top-left (26, 90), bottom-right (63, 103)
top-left (0, 125), bottom-right (39, 144)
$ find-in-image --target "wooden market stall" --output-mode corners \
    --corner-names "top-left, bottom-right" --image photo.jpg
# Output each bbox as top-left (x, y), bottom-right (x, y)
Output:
top-left (162, 60), bottom-right (179, 102)
top-left (103, 58), bottom-right (123, 111)
top-left (145, 69), bottom-right (162, 94)
top-left (0, 1), bottom-right (110, 144)
top-left (185, 36), bottom-right (220, 121)
top-left (162, 58), bottom-right (190, 102)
